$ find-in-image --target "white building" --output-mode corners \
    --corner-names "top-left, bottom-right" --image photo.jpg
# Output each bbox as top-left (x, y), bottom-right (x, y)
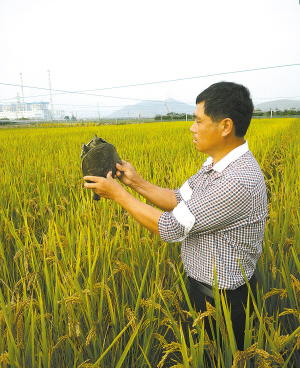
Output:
top-left (0, 102), bottom-right (65, 120)
top-left (0, 72), bottom-right (65, 121)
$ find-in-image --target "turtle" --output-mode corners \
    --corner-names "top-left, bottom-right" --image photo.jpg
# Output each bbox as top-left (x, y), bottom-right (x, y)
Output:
top-left (81, 135), bottom-right (122, 200)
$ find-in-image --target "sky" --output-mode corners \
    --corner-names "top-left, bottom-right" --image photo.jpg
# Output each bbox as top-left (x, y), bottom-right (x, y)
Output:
top-left (0, 0), bottom-right (299, 118)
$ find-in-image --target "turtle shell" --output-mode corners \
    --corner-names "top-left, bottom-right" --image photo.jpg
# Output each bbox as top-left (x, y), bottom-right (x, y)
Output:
top-left (81, 136), bottom-right (122, 200)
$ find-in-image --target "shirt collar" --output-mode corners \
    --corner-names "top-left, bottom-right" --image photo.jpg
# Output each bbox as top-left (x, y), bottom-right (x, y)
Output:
top-left (203, 140), bottom-right (249, 173)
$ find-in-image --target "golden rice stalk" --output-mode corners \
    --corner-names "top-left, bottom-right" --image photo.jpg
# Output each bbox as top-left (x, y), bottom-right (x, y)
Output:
top-left (63, 294), bottom-right (84, 306)
top-left (56, 205), bottom-right (66, 212)
top-left (112, 260), bottom-right (133, 277)
top-left (232, 343), bottom-right (257, 368)
top-left (5, 232), bottom-right (13, 245)
top-left (160, 289), bottom-right (185, 319)
top-left (62, 271), bottom-right (73, 286)
top-left (268, 246), bottom-right (277, 280)
top-left (175, 284), bottom-right (183, 302)
top-left (125, 306), bottom-right (137, 330)
top-left (76, 360), bottom-right (94, 368)
top-left (53, 335), bottom-right (68, 351)
top-left (275, 334), bottom-right (291, 351)
top-left (159, 316), bottom-right (176, 328)
top-left (193, 301), bottom-right (227, 338)
top-left (16, 314), bottom-right (25, 345)
top-left (0, 219), bottom-right (5, 237)
top-left (263, 288), bottom-right (287, 301)
top-left (0, 351), bottom-right (10, 365)
top-left (255, 349), bottom-right (273, 367)
top-left (60, 196), bottom-right (69, 205)
top-left (75, 321), bottom-right (81, 337)
top-left (18, 226), bottom-right (28, 236)
top-left (269, 351), bottom-right (285, 366)
top-left (86, 322), bottom-right (98, 346)
top-left (0, 311), bottom-right (5, 330)
top-left (157, 341), bottom-right (186, 368)
top-left (139, 318), bottom-right (151, 334)
top-left (295, 332), bottom-right (300, 350)
top-left (153, 333), bottom-right (168, 347)
top-left (279, 308), bottom-right (300, 323)
top-left (290, 274), bottom-right (300, 298)
top-left (255, 348), bottom-right (285, 367)
top-left (24, 256), bottom-right (29, 278)
top-left (26, 212), bottom-right (35, 227)
top-left (13, 250), bottom-right (22, 261)
top-left (192, 310), bottom-right (208, 328)
top-left (204, 336), bottom-right (217, 358)
top-left (68, 319), bottom-right (75, 337)
top-left (165, 258), bottom-right (178, 277)
top-left (140, 298), bottom-right (168, 316)
top-left (28, 272), bottom-right (38, 289)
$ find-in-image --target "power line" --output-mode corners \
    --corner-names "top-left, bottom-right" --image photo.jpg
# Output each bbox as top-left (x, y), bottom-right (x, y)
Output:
top-left (0, 91), bottom-right (144, 102)
top-left (0, 63), bottom-right (299, 101)
top-left (0, 63), bottom-right (299, 114)
top-left (1, 95), bottom-right (299, 110)
top-left (66, 63), bottom-right (300, 92)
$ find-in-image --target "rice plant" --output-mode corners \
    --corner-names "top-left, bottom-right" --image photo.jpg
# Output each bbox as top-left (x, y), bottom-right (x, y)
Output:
top-left (0, 118), bottom-right (299, 367)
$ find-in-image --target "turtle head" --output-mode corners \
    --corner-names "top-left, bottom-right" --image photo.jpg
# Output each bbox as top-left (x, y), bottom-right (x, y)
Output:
top-left (80, 143), bottom-right (89, 158)
top-left (89, 135), bottom-right (107, 148)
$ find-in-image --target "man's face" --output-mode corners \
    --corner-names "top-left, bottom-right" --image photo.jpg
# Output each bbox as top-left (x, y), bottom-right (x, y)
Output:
top-left (190, 101), bottom-right (221, 155)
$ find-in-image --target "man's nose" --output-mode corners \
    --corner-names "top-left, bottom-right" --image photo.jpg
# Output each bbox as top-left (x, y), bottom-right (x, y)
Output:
top-left (190, 121), bottom-right (197, 132)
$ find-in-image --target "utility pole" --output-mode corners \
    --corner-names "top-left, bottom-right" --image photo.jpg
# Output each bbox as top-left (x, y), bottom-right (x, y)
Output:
top-left (165, 102), bottom-right (173, 121)
top-left (165, 103), bottom-right (169, 114)
top-left (16, 93), bottom-right (20, 120)
top-left (97, 103), bottom-right (100, 122)
top-left (19, 73), bottom-right (25, 104)
top-left (47, 70), bottom-right (53, 120)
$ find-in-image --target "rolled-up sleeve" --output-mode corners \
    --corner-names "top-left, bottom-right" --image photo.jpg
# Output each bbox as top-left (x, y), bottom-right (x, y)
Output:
top-left (174, 171), bottom-right (200, 204)
top-left (158, 201), bottom-right (196, 242)
top-left (158, 177), bottom-right (252, 243)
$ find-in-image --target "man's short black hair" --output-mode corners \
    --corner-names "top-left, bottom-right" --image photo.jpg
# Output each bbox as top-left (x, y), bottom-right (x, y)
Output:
top-left (196, 81), bottom-right (254, 137)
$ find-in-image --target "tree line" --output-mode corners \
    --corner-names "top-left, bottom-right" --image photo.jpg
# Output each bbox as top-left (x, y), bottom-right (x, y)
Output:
top-left (154, 112), bottom-right (194, 121)
top-left (253, 109), bottom-right (300, 117)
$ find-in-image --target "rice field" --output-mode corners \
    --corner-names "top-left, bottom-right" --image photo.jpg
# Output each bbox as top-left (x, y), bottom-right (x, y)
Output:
top-left (0, 118), bottom-right (299, 367)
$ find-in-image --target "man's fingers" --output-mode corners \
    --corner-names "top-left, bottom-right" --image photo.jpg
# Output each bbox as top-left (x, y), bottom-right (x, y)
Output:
top-left (116, 163), bottom-right (124, 170)
top-left (106, 171), bottom-right (113, 179)
top-left (84, 176), bottom-right (101, 182)
top-left (84, 181), bottom-right (96, 189)
top-left (116, 160), bottom-right (128, 169)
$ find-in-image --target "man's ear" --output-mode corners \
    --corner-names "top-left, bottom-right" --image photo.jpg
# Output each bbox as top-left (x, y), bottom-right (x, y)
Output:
top-left (220, 118), bottom-right (234, 137)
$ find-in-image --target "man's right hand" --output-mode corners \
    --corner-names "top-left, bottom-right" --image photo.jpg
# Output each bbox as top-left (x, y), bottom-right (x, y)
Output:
top-left (115, 160), bottom-right (140, 187)
top-left (116, 160), bottom-right (177, 211)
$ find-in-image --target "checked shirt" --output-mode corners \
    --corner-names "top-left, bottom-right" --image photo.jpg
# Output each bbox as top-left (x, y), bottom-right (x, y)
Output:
top-left (158, 141), bottom-right (268, 290)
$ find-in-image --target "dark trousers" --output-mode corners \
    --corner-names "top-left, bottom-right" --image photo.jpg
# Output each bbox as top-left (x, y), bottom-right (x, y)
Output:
top-left (188, 275), bottom-right (257, 351)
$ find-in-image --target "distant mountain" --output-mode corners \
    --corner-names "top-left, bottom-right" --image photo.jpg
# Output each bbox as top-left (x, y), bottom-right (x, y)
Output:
top-left (107, 98), bottom-right (300, 118)
top-left (255, 99), bottom-right (300, 112)
top-left (108, 98), bottom-right (195, 118)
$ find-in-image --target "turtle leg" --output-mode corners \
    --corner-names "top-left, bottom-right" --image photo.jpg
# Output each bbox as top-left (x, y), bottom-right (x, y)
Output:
top-left (93, 193), bottom-right (101, 201)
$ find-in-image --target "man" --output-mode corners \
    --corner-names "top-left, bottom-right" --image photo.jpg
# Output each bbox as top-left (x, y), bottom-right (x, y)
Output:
top-left (84, 81), bottom-right (268, 351)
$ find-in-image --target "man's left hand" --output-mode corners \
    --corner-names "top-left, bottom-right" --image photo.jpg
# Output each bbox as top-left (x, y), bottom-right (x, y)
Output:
top-left (84, 172), bottom-right (123, 200)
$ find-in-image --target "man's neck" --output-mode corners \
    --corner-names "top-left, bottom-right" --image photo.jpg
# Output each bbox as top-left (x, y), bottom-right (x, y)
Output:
top-left (211, 138), bottom-right (245, 165)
